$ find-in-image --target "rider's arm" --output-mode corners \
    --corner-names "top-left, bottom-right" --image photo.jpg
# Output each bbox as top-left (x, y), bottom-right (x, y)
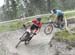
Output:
top-left (48, 10), bottom-right (55, 20)
top-left (49, 14), bottom-right (54, 17)
top-left (50, 10), bottom-right (57, 20)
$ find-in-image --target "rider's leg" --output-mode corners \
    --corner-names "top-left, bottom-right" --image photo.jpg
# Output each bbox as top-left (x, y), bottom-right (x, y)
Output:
top-left (60, 15), bottom-right (64, 28)
top-left (28, 29), bottom-right (38, 41)
top-left (30, 24), bottom-right (39, 35)
top-left (30, 24), bottom-right (35, 32)
top-left (33, 29), bottom-right (38, 35)
top-left (56, 16), bottom-right (60, 28)
top-left (28, 24), bottom-right (38, 41)
top-left (57, 15), bottom-right (64, 28)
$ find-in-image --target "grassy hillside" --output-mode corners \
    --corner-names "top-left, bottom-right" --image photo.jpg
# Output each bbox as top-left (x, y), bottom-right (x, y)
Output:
top-left (0, 10), bottom-right (75, 32)
top-left (55, 30), bottom-right (75, 42)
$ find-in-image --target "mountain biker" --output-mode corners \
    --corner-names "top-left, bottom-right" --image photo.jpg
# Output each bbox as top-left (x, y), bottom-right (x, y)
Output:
top-left (23, 16), bottom-right (42, 34)
top-left (50, 8), bottom-right (64, 28)
top-left (26, 16), bottom-right (42, 40)
top-left (30, 16), bottom-right (42, 35)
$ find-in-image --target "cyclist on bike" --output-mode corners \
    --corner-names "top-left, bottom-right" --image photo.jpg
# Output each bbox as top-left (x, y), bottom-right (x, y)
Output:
top-left (50, 8), bottom-right (64, 28)
top-left (25, 16), bottom-right (42, 40)
top-left (30, 16), bottom-right (42, 35)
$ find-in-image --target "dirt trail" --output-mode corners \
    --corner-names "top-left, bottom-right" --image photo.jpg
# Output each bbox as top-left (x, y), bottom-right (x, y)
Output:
top-left (0, 26), bottom-right (57, 55)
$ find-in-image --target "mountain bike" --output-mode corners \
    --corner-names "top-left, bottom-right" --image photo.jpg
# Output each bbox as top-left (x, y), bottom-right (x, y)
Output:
top-left (44, 19), bottom-right (65, 35)
top-left (15, 26), bottom-right (36, 48)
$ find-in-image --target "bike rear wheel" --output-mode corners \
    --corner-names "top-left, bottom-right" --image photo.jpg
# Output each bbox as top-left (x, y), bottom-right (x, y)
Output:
top-left (44, 24), bottom-right (53, 35)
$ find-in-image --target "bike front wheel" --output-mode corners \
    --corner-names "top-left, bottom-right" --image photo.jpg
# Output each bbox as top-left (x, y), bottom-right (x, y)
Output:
top-left (16, 32), bottom-right (29, 48)
top-left (15, 40), bottom-right (21, 48)
top-left (44, 24), bottom-right (53, 35)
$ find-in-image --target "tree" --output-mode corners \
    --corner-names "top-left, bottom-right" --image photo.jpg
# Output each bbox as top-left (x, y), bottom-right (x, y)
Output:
top-left (47, 0), bottom-right (51, 12)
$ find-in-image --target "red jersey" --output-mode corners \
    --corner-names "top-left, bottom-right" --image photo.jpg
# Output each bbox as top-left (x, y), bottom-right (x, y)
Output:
top-left (32, 19), bottom-right (42, 28)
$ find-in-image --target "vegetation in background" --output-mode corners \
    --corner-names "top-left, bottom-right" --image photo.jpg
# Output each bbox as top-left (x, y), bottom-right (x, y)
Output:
top-left (1, 0), bottom-right (75, 21)
top-left (55, 30), bottom-right (75, 42)
top-left (0, 21), bottom-right (22, 32)
top-left (0, 11), bottom-right (75, 32)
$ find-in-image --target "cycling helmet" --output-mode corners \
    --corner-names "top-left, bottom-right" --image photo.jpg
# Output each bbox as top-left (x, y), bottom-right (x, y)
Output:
top-left (36, 16), bottom-right (41, 21)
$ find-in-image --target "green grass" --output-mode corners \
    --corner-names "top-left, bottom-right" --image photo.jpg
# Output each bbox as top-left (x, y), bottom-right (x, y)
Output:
top-left (65, 12), bottom-right (75, 18)
top-left (55, 30), bottom-right (75, 42)
top-left (0, 21), bottom-right (23, 32)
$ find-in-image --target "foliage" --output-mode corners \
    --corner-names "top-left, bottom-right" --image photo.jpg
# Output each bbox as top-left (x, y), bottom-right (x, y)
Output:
top-left (55, 30), bottom-right (75, 41)
top-left (1, 0), bottom-right (75, 21)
